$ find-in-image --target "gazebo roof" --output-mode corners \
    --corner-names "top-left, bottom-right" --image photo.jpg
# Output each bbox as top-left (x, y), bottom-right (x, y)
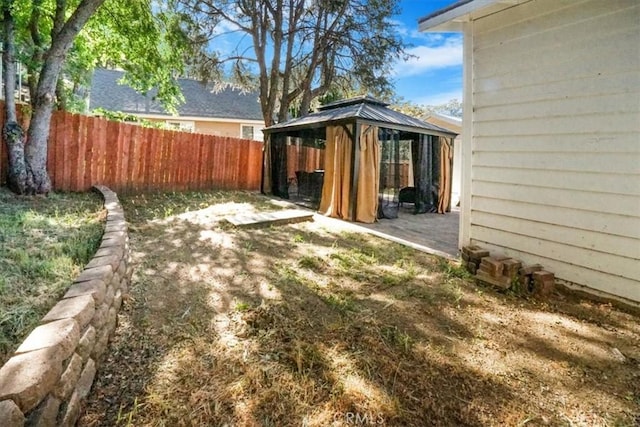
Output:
top-left (264, 96), bottom-right (457, 138)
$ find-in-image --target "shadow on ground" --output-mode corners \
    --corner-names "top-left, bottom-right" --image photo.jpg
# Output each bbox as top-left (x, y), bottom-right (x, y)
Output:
top-left (79, 191), bottom-right (640, 427)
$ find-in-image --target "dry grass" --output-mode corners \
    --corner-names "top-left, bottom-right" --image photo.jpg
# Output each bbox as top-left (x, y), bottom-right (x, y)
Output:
top-left (0, 188), bottom-right (104, 365)
top-left (81, 190), bottom-right (640, 427)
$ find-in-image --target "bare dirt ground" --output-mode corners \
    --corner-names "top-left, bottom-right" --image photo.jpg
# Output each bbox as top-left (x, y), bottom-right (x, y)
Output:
top-left (80, 191), bottom-right (640, 427)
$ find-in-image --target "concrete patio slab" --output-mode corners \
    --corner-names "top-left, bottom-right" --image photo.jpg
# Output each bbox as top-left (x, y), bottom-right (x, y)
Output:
top-left (265, 197), bottom-right (460, 259)
top-left (224, 209), bottom-right (314, 228)
top-left (360, 207), bottom-right (460, 258)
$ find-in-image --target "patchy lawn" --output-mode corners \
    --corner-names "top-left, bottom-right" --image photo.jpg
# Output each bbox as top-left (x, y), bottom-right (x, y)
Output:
top-left (81, 191), bottom-right (639, 427)
top-left (0, 188), bottom-right (104, 365)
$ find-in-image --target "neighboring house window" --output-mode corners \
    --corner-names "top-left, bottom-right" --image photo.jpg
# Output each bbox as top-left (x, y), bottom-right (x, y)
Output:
top-left (167, 121), bottom-right (195, 132)
top-left (241, 124), bottom-right (254, 140)
top-left (241, 124), bottom-right (264, 141)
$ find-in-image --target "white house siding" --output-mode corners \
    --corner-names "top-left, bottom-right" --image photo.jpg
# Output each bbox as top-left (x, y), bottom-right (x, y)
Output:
top-left (468, 0), bottom-right (640, 302)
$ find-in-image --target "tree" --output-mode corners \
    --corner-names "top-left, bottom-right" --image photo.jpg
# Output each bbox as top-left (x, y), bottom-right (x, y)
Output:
top-left (428, 98), bottom-right (462, 118)
top-left (176, 0), bottom-right (407, 127)
top-left (2, 0), bottom-right (192, 194)
top-left (2, 0), bottom-right (105, 194)
top-left (64, 0), bottom-right (190, 113)
top-left (391, 97), bottom-right (463, 120)
top-left (12, 0), bottom-right (189, 114)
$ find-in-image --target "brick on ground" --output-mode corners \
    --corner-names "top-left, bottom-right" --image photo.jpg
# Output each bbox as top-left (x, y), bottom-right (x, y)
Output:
top-left (480, 257), bottom-right (504, 277)
top-left (532, 270), bottom-right (555, 297)
top-left (475, 271), bottom-right (511, 290)
top-left (502, 259), bottom-right (522, 281)
top-left (467, 248), bottom-right (490, 263)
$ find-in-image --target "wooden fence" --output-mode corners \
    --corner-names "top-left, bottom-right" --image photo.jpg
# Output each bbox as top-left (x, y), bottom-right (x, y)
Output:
top-left (0, 103), bottom-right (264, 193)
top-left (286, 145), bottom-right (325, 180)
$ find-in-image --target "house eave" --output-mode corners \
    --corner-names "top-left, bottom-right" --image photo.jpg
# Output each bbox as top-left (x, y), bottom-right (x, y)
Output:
top-left (418, 0), bottom-right (529, 32)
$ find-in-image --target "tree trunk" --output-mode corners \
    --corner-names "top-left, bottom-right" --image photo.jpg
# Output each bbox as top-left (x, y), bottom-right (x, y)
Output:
top-left (55, 78), bottom-right (67, 110)
top-left (24, 0), bottom-right (106, 194)
top-left (2, 3), bottom-right (29, 194)
top-left (27, 0), bottom-right (44, 103)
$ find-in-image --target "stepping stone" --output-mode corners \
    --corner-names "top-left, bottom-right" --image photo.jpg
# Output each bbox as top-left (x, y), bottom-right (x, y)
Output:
top-left (224, 209), bottom-right (314, 228)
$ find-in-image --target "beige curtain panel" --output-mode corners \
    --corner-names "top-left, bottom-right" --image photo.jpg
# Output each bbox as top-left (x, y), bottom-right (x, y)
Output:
top-left (355, 125), bottom-right (380, 223)
top-left (319, 125), bottom-right (353, 219)
top-left (437, 137), bottom-right (453, 214)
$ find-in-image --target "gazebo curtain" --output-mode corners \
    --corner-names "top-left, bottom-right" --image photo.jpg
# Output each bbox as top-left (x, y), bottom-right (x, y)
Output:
top-left (411, 134), bottom-right (433, 214)
top-left (355, 125), bottom-right (380, 223)
top-left (269, 133), bottom-right (289, 198)
top-left (262, 134), bottom-right (272, 194)
top-left (411, 135), bottom-right (452, 214)
top-left (437, 137), bottom-right (453, 213)
top-left (319, 125), bottom-right (353, 219)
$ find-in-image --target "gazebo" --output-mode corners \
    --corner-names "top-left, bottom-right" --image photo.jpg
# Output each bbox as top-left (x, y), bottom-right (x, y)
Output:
top-left (262, 96), bottom-right (458, 223)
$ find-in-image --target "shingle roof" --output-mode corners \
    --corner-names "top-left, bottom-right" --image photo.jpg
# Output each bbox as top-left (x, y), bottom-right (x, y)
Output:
top-left (89, 68), bottom-right (263, 121)
top-left (265, 96), bottom-right (457, 137)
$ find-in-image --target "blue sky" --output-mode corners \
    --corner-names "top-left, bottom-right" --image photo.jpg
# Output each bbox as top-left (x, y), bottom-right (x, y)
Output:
top-left (392, 1), bottom-right (462, 106)
top-left (207, 1), bottom-right (462, 107)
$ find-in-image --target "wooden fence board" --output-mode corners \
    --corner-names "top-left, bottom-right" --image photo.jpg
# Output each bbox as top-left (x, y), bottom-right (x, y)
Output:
top-left (150, 129), bottom-right (159, 189)
top-left (143, 126), bottom-right (154, 191)
top-left (196, 135), bottom-right (205, 189)
top-left (69, 114), bottom-right (81, 190)
top-left (0, 102), bottom-right (262, 193)
top-left (165, 130), bottom-right (173, 187)
top-left (179, 131), bottom-right (188, 190)
top-left (204, 138), bottom-right (213, 188)
top-left (83, 117), bottom-right (95, 191)
top-left (120, 123), bottom-right (132, 192)
top-left (95, 117), bottom-right (108, 187)
top-left (130, 125), bottom-right (142, 191)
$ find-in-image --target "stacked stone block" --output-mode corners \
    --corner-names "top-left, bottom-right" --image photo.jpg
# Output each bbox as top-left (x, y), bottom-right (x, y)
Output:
top-left (461, 245), bottom-right (490, 275)
top-left (462, 244), bottom-right (555, 296)
top-left (0, 186), bottom-right (132, 427)
top-left (475, 256), bottom-right (521, 290)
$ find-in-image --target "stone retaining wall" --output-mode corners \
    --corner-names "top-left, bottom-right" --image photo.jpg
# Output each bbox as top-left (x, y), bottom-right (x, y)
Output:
top-left (0, 186), bottom-right (132, 426)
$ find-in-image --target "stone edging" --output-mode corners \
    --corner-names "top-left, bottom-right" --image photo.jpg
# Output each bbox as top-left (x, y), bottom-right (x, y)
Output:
top-left (0, 186), bottom-right (132, 427)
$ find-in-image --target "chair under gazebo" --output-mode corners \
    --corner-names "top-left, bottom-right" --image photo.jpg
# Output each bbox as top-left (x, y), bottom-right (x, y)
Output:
top-left (262, 96), bottom-right (458, 224)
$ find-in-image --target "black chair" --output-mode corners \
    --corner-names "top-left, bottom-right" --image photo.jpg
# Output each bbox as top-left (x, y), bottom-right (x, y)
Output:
top-left (398, 186), bottom-right (416, 207)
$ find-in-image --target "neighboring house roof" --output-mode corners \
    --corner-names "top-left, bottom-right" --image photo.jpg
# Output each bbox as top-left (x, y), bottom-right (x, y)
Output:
top-left (427, 112), bottom-right (461, 125)
top-left (424, 112), bottom-right (462, 134)
top-left (265, 96), bottom-right (457, 137)
top-left (418, 0), bottom-right (517, 32)
top-left (89, 68), bottom-right (263, 121)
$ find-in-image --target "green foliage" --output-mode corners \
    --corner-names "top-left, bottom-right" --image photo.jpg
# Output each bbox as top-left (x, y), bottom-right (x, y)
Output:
top-left (91, 108), bottom-right (169, 129)
top-left (381, 325), bottom-right (414, 353)
top-left (297, 255), bottom-right (325, 272)
top-left (438, 258), bottom-right (472, 281)
top-left (9, 0), bottom-right (191, 113)
top-left (82, 0), bottom-right (188, 113)
top-left (321, 293), bottom-right (357, 314)
top-left (391, 97), bottom-right (463, 120)
top-left (235, 301), bottom-right (250, 311)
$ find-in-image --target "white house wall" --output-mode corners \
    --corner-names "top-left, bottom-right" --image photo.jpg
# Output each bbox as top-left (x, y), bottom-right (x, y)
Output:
top-left (467, 0), bottom-right (640, 302)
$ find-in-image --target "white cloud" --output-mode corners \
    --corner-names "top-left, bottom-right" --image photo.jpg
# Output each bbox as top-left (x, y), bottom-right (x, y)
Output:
top-left (394, 35), bottom-right (463, 77)
top-left (212, 19), bottom-right (241, 36)
top-left (414, 90), bottom-right (462, 106)
top-left (390, 18), bottom-right (450, 42)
